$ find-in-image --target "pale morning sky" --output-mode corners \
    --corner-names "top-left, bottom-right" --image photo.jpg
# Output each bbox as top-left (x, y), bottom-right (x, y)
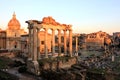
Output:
top-left (0, 0), bottom-right (120, 34)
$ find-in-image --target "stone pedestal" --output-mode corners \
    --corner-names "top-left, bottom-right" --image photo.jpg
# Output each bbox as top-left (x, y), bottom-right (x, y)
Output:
top-left (27, 60), bottom-right (40, 75)
top-left (27, 57), bottom-right (32, 61)
top-left (112, 55), bottom-right (114, 62)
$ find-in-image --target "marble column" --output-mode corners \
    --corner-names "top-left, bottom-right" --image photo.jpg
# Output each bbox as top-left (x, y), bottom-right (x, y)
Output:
top-left (104, 45), bottom-right (107, 53)
top-left (28, 27), bottom-right (32, 60)
top-left (64, 30), bottom-right (67, 55)
top-left (6, 39), bottom-right (9, 50)
top-left (37, 28), bottom-right (40, 60)
top-left (45, 28), bottom-right (48, 58)
top-left (31, 29), bottom-right (34, 60)
top-left (58, 29), bottom-right (61, 56)
top-left (52, 29), bottom-right (55, 55)
top-left (69, 30), bottom-right (72, 57)
top-left (3, 37), bottom-right (6, 49)
top-left (33, 26), bottom-right (37, 61)
top-left (76, 36), bottom-right (78, 52)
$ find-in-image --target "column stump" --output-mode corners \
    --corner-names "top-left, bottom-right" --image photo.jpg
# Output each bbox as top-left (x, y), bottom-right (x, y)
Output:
top-left (27, 60), bottom-right (40, 75)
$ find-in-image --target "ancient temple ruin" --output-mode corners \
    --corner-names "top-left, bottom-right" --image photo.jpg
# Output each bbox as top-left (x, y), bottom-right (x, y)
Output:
top-left (26, 16), bottom-right (73, 74)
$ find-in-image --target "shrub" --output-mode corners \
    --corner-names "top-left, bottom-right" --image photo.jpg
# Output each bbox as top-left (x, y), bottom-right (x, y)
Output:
top-left (18, 66), bottom-right (27, 73)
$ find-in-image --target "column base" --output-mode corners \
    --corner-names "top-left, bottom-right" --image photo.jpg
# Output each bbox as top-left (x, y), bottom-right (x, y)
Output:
top-left (45, 54), bottom-right (48, 58)
top-left (27, 60), bottom-right (40, 75)
top-left (45, 56), bottom-right (48, 58)
top-left (27, 58), bottom-right (32, 61)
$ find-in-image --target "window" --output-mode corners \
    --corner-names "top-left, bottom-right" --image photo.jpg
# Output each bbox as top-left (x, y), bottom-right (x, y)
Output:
top-left (24, 44), bottom-right (27, 48)
top-left (41, 41), bottom-right (44, 45)
top-left (14, 45), bottom-right (17, 48)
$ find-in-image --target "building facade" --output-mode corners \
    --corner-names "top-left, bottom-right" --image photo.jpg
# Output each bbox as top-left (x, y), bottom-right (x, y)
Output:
top-left (85, 31), bottom-right (109, 50)
top-left (0, 30), bottom-right (6, 49)
top-left (6, 12), bottom-right (27, 50)
top-left (113, 32), bottom-right (120, 45)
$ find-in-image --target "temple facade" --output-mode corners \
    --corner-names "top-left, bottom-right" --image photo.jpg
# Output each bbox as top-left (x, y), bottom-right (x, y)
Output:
top-left (26, 16), bottom-right (73, 60)
top-left (26, 16), bottom-right (73, 75)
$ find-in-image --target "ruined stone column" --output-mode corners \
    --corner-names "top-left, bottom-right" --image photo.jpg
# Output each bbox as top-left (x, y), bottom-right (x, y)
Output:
top-left (37, 28), bottom-right (41, 60)
top-left (52, 29), bottom-right (55, 56)
top-left (26, 20), bottom-right (40, 75)
top-left (31, 29), bottom-right (34, 60)
top-left (45, 28), bottom-right (48, 58)
top-left (69, 30), bottom-right (72, 57)
top-left (6, 39), bottom-right (10, 50)
top-left (64, 30), bottom-right (67, 55)
top-left (28, 27), bottom-right (32, 60)
top-left (33, 26), bottom-right (37, 61)
top-left (76, 36), bottom-right (78, 52)
top-left (58, 29), bottom-right (61, 56)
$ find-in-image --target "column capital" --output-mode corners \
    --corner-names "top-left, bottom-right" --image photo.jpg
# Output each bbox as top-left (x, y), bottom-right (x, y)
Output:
top-left (36, 27), bottom-right (40, 31)
top-left (63, 29), bottom-right (67, 32)
top-left (28, 23), bottom-right (34, 29)
top-left (51, 28), bottom-right (55, 31)
top-left (69, 29), bottom-right (72, 31)
top-left (58, 29), bottom-right (61, 32)
top-left (44, 28), bottom-right (48, 31)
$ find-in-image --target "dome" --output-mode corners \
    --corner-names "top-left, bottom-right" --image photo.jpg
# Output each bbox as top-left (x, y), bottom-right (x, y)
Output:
top-left (8, 12), bottom-right (20, 30)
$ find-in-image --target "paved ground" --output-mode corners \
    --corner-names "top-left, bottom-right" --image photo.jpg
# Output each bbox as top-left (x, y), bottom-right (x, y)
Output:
top-left (7, 67), bottom-right (38, 80)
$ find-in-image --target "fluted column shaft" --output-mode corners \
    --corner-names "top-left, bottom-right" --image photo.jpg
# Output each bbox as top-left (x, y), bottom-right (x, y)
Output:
top-left (64, 30), bottom-right (67, 55)
top-left (76, 36), bottom-right (78, 52)
top-left (33, 26), bottom-right (37, 61)
top-left (28, 27), bottom-right (32, 59)
top-left (45, 28), bottom-right (48, 58)
top-left (37, 28), bottom-right (40, 60)
top-left (31, 29), bottom-right (34, 60)
top-left (52, 29), bottom-right (55, 55)
top-left (58, 30), bottom-right (61, 56)
top-left (69, 30), bottom-right (72, 57)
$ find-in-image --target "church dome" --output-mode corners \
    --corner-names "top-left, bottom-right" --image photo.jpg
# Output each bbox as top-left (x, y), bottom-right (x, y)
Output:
top-left (8, 12), bottom-right (20, 30)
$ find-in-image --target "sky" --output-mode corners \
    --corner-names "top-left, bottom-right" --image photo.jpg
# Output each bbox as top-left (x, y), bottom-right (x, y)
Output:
top-left (0, 0), bottom-right (120, 35)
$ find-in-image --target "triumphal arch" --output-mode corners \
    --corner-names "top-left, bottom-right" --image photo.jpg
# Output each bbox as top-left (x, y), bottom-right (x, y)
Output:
top-left (26, 16), bottom-right (73, 75)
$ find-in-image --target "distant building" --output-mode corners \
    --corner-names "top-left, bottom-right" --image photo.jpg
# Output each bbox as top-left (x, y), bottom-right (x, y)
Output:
top-left (113, 32), bottom-right (120, 37)
top-left (0, 30), bottom-right (6, 49)
top-left (85, 31), bottom-right (109, 50)
top-left (21, 31), bottom-right (52, 55)
top-left (113, 32), bottom-right (120, 45)
top-left (38, 31), bottom-right (52, 54)
top-left (21, 34), bottom-right (29, 55)
top-left (0, 12), bottom-right (27, 52)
